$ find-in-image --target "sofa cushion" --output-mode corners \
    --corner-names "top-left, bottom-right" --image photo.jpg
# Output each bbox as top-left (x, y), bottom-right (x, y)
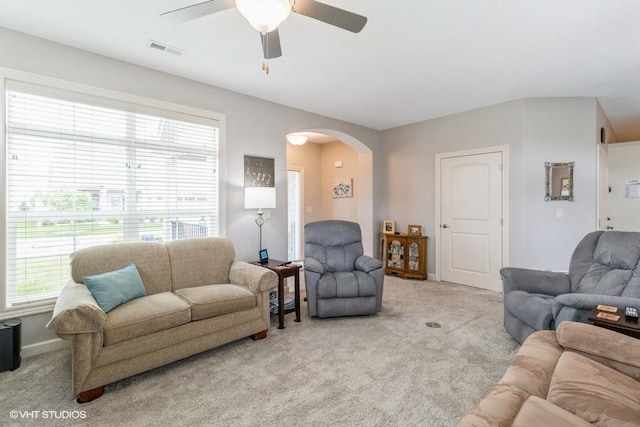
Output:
top-left (175, 284), bottom-right (256, 321)
top-left (575, 263), bottom-right (632, 295)
top-left (457, 384), bottom-right (591, 427)
top-left (103, 292), bottom-right (191, 346)
top-left (499, 330), bottom-right (563, 399)
top-left (593, 230), bottom-right (640, 270)
top-left (512, 396), bottom-right (592, 427)
top-left (504, 291), bottom-right (555, 330)
top-left (548, 351), bottom-right (640, 425)
top-left (165, 238), bottom-right (235, 290)
top-left (83, 263), bottom-right (146, 313)
top-left (71, 241), bottom-right (172, 295)
top-left (316, 271), bottom-right (376, 299)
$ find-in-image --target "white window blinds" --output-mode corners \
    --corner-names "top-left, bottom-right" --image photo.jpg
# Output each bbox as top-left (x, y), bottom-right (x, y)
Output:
top-left (4, 81), bottom-right (221, 308)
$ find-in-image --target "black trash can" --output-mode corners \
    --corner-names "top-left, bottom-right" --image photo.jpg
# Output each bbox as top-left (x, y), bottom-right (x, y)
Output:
top-left (0, 318), bottom-right (21, 372)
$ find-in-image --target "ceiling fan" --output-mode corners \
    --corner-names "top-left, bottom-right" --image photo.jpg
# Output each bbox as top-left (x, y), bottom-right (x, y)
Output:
top-left (161, 0), bottom-right (367, 73)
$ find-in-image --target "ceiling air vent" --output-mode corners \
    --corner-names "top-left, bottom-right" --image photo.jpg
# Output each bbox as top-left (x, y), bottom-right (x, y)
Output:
top-left (148, 40), bottom-right (183, 56)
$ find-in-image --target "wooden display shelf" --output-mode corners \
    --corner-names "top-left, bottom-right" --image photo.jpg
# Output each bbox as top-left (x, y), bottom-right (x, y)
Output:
top-left (380, 233), bottom-right (427, 280)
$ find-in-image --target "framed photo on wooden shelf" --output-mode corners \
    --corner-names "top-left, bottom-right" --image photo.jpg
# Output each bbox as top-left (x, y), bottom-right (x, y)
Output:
top-left (407, 224), bottom-right (422, 236)
top-left (383, 220), bottom-right (395, 234)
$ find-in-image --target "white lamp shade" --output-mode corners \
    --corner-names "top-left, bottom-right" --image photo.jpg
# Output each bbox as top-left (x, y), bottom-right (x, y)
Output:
top-left (244, 187), bottom-right (276, 210)
top-left (236, 0), bottom-right (292, 34)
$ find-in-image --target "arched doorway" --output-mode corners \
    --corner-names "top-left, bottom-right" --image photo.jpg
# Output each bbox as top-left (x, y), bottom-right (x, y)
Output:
top-left (285, 129), bottom-right (375, 256)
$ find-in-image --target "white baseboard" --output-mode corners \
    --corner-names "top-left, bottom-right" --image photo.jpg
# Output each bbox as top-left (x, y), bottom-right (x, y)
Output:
top-left (427, 273), bottom-right (438, 281)
top-left (21, 338), bottom-right (69, 358)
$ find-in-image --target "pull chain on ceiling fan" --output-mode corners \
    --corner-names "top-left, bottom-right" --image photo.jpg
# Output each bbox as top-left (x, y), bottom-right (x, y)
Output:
top-left (161, 0), bottom-right (367, 74)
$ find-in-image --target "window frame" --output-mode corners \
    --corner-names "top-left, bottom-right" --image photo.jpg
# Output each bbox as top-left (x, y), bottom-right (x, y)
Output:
top-left (0, 68), bottom-right (227, 319)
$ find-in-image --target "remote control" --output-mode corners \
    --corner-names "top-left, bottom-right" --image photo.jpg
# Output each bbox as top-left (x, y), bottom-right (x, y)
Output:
top-left (625, 306), bottom-right (639, 321)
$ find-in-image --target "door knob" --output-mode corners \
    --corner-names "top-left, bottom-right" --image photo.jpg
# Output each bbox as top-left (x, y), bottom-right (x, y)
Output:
top-left (441, 224), bottom-right (449, 229)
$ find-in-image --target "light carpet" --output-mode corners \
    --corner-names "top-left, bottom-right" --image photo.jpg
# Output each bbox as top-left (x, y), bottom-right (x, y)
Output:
top-left (0, 276), bottom-right (520, 427)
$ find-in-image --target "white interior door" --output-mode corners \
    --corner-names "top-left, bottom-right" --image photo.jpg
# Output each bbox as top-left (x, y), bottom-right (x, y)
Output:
top-left (439, 151), bottom-right (504, 291)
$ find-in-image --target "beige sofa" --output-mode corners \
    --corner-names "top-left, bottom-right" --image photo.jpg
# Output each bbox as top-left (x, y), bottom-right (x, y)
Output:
top-left (458, 321), bottom-right (640, 426)
top-left (47, 237), bottom-right (278, 403)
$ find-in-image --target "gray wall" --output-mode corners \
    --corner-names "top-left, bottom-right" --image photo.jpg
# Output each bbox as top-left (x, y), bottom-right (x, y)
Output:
top-left (0, 28), bottom-right (381, 349)
top-left (521, 98), bottom-right (598, 270)
top-left (381, 97), bottom-right (603, 276)
top-left (380, 100), bottom-right (526, 274)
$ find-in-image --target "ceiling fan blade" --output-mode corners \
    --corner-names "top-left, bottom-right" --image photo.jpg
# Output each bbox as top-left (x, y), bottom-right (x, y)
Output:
top-left (292, 0), bottom-right (367, 33)
top-left (260, 29), bottom-right (282, 59)
top-left (161, 0), bottom-right (235, 23)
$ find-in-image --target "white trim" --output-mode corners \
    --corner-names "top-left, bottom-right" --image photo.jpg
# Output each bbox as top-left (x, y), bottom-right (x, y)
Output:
top-left (427, 273), bottom-right (438, 281)
top-left (21, 338), bottom-right (70, 358)
top-left (608, 140), bottom-right (640, 148)
top-left (1, 67), bottom-right (223, 123)
top-left (434, 145), bottom-right (510, 284)
top-left (0, 303), bottom-right (54, 321)
top-left (596, 142), bottom-right (608, 230)
top-left (287, 166), bottom-right (305, 261)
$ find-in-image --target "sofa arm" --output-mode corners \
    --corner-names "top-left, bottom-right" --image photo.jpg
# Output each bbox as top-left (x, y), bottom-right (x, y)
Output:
top-left (304, 257), bottom-right (324, 275)
top-left (46, 280), bottom-right (107, 336)
top-left (229, 261), bottom-right (278, 293)
top-left (501, 267), bottom-right (571, 296)
top-left (553, 293), bottom-right (640, 320)
top-left (556, 321), bottom-right (640, 375)
top-left (355, 255), bottom-right (383, 273)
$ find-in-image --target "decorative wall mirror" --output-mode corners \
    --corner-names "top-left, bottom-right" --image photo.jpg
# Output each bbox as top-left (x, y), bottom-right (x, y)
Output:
top-left (545, 162), bottom-right (574, 201)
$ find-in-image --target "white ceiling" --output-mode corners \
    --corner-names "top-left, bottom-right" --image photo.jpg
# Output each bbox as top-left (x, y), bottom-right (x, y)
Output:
top-left (2, 0), bottom-right (640, 141)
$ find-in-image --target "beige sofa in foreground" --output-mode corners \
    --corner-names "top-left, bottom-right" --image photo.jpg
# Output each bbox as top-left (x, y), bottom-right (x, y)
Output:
top-left (47, 237), bottom-right (278, 402)
top-left (458, 321), bottom-right (640, 426)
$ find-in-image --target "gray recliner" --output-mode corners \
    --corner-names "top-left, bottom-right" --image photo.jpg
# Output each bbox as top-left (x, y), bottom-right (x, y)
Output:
top-left (502, 230), bottom-right (640, 343)
top-left (304, 220), bottom-right (384, 318)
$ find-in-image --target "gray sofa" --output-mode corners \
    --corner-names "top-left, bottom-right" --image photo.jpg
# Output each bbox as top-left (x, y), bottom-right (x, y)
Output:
top-left (304, 220), bottom-right (384, 318)
top-left (47, 237), bottom-right (277, 402)
top-left (503, 230), bottom-right (640, 343)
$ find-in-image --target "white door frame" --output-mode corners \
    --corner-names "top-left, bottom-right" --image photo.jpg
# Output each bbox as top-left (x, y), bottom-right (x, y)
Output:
top-left (434, 145), bottom-right (510, 283)
top-left (287, 166), bottom-right (304, 261)
top-left (596, 142), bottom-right (608, 231)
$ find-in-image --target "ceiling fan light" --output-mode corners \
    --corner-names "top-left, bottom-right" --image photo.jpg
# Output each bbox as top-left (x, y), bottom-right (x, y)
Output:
top-left (287, 133), bottom-right (308, 145)
top-left (236, 0), bottom-right (292, 34)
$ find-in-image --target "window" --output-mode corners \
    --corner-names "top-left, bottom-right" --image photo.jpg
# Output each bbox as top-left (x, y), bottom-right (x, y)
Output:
top-left (2, 78), bottom-right (222, 314)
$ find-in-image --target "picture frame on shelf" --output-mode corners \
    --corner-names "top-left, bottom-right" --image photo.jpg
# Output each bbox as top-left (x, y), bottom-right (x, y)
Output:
top-left (383, 220), bottom-right (395, 234)
top-left (407, 224), bottom-right (422, 236)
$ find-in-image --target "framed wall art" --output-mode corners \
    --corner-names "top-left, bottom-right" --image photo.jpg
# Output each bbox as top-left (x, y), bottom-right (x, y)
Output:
top-left (332, 179), bottom-right (353, 198)
top-left (244, 155), bottom-right (274, 188)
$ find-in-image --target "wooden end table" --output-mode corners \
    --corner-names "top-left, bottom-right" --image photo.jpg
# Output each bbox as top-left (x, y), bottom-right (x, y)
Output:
top-left (252, 259), bottom-right (300, 329)
top-left (588, 307), bottom-right (640, 339)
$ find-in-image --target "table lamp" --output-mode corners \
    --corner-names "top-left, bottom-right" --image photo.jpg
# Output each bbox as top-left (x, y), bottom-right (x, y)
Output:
top-left (244, 187), bottom-right (276, 250)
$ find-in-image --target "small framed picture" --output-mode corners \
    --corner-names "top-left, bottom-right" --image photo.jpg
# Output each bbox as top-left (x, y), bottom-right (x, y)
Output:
top-left (408, 225), bottom-right (422, 236)
top-left (259, 249), bottom-right (269, 263)
top-left (383, 220), bottom-right (395, 234)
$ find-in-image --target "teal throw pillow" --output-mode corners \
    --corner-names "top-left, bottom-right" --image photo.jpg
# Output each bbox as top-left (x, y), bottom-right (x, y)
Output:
top-left (83, 263), bottom-right (146, 313)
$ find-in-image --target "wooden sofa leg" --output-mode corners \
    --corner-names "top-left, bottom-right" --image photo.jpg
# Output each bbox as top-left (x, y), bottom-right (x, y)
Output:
top-left (76, 386), bottom-right (105, 403)
top-left (251, 330), bottom-right (267, 340)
